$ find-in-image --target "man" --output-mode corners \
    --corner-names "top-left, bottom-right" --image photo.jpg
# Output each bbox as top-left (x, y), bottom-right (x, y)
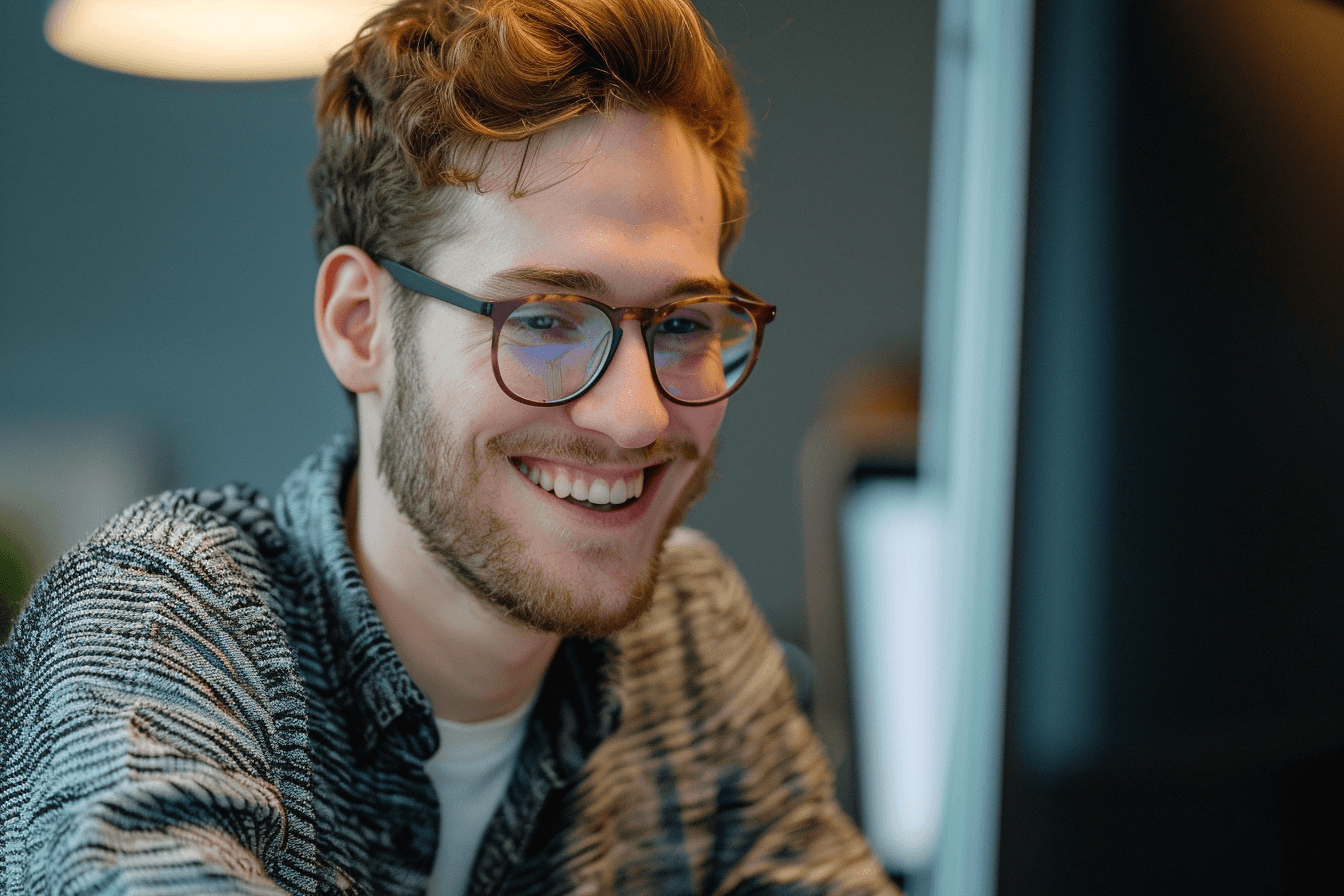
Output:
top-left (1, 1), bottom-right (897, 893)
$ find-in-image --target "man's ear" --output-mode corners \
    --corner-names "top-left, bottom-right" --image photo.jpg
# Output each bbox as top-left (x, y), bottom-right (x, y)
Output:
top-left (315, 246), bottom-right (392, 395)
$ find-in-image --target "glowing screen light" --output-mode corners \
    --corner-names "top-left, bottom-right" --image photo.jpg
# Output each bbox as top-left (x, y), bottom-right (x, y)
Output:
top-left (841, 477), bottom-right (951, 870)
top-left (44, 0), bottom-right (391, 81)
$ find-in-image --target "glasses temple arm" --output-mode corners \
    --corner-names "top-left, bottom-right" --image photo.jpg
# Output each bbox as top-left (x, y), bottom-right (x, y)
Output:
top-left (377, 258), bottom-right (493, 316)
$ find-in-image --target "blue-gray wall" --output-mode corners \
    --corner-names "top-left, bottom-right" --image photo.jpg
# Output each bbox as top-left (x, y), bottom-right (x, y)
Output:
top-left (0, 1), bottom-right (936, 644)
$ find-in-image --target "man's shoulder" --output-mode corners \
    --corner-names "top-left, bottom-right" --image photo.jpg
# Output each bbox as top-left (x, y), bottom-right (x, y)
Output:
top-left (648, 526), bottom-right (757, 624)
top-left (2, 483), bottom-right (293, 680)
top-left (0, 485), bottom-right (321, 893)
top-left (83, 483), bottom-right (286, 566)
top-left (660, 525), bottom-right (718, 554)
top-left (561, 532), bottom-right (899, 894)
top-left (616, 526), bottom-right (779, 688)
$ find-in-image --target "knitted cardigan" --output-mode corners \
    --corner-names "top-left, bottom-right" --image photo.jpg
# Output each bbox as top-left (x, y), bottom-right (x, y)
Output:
top-left (0, 436), bottom-right (896, 895)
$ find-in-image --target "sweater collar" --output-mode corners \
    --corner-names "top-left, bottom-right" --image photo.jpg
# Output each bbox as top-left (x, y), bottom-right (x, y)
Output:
top-left (273, 433), bottom-right (622, 765)
top-left (274, 433), bottom-right (436, 760)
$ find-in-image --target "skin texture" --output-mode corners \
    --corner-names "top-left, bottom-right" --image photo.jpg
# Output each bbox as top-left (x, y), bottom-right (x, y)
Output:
top-left (315, 111), bottom-right (729, 722)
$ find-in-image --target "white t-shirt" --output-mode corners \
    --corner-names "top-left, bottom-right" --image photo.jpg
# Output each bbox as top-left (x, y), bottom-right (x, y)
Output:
top-left (423, 691), bottom-right (538, 896)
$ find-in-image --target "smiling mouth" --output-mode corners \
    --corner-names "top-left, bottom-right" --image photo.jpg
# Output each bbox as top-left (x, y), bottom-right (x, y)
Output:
top-left (510, 458), bottom-right (655, 512)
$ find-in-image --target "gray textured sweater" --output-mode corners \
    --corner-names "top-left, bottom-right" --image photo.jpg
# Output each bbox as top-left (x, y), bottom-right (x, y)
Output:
top-left (0, 435), bottom-right (895, 895)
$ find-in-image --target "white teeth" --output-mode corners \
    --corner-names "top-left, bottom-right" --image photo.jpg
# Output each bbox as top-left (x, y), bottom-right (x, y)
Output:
top-left (553, 470), bottom-right (572, 499)
top-left (516, 459), bottom-right (647, 505)
top-left (588, 478), bottom-right (610, 504)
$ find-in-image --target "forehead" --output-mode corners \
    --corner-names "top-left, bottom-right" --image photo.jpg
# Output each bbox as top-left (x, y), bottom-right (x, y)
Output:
top-left (437, 110), bottom-right (723, 287)
top-left (483, 110), bottom-right (716, 208)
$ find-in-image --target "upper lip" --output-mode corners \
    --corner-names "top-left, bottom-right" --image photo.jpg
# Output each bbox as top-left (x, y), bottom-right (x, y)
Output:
top-left (507, 454), bottom-right (672, 473)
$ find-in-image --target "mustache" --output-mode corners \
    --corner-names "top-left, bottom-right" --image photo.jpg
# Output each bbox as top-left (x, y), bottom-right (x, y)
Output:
top-left (485, 432), bottom-right (701, 466)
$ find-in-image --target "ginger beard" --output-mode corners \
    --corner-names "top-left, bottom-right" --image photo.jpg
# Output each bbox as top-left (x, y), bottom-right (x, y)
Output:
top-left (376, 304), bottom-right (716, 639)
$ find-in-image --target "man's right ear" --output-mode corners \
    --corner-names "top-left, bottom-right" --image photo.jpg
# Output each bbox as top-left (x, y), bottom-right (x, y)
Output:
top-left (315, 246), bottom-right (393, 396)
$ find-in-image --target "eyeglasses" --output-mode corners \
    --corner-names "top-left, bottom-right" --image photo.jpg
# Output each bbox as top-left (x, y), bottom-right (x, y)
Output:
top-left (378, 258), bottom-right (776, 407)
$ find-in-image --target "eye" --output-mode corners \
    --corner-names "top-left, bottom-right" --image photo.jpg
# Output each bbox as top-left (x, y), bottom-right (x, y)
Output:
top-left (656, 315), bottom-right (710, 336)
top-left (509, 302), bottom-right (586, 333)
top-left (518, 312), bottom-right (560, 331)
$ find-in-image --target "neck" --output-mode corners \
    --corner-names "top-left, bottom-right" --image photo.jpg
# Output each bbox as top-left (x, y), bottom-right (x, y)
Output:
top-left (344, 458), bottom-right (561, 724)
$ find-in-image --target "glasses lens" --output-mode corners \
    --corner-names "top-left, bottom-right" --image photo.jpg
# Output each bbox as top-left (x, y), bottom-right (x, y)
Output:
top-left (652, 299), bottom-right (757, 403)
top-left (496, 299), bottom-right (613, 403)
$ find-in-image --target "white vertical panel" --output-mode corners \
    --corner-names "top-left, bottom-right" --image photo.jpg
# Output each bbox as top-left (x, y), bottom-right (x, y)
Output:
top-left (917, 0), bottom-right (1036, 893)
top-left (842, 480), bottom-right (949, 869)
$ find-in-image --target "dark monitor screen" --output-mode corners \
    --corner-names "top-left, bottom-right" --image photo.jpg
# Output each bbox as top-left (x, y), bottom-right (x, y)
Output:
top-left (998, 0), bottom-right (1344, 893)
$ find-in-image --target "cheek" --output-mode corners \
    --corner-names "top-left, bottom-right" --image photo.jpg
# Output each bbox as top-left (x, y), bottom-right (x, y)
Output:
top-left (413, 317), bottom-right (523, 435)
top-left (417, 310), bottom-right (493, 390)
top-left (676, 401), bottom-right (727, 452)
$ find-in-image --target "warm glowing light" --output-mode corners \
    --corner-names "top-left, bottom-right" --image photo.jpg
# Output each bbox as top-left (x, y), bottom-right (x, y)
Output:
top-left (44, 0), bottom-right (391, 81)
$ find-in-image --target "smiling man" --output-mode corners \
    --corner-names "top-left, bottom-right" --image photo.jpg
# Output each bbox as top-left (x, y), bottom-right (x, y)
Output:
top-left (337, 111), bottom-right (738, 669)
top-left (0, 1), bottom-right (896, 894)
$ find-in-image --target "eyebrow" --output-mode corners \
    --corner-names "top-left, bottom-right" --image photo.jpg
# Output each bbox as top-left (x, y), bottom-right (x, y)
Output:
top-left (486, 266), bottom-right (734, 302)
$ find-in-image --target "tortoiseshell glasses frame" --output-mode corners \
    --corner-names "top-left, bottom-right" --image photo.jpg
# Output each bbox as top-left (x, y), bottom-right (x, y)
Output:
top-left (378, 257), bottom-right (776, 408)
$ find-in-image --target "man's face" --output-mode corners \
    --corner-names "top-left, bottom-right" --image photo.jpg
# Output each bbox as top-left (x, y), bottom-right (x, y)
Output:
top-left (377, 111), bottom-right (728, 638)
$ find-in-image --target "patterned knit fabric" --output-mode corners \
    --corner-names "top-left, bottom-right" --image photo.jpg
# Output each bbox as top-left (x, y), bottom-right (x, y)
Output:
top-left (1, 435), bottom-right (896, 895)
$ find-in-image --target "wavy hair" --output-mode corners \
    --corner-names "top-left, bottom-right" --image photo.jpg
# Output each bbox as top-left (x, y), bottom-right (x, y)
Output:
top-left (309, 0), bottom-right (753, 269)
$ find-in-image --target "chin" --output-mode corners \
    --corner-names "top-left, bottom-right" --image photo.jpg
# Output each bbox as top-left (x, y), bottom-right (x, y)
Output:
top-left (489, 556), bottom-right (661, 640)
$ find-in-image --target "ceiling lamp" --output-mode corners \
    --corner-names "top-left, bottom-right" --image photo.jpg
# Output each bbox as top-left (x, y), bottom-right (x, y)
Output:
top-left (44, 0), bottom-right (390, 81)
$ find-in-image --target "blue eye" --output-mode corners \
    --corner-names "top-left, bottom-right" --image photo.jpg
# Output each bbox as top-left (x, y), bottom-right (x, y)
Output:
top-left (657, 317), bottom-right (707, 335)
top-left (519, 313), bottom-right (559, 331)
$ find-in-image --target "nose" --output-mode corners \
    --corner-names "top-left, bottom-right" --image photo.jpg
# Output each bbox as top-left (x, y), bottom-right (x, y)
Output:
top-left (567, 320), bottom-right (669, 448)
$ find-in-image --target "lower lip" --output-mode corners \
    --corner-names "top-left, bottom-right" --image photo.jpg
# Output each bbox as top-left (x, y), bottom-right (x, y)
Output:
top-left (512, 462), bottom-right (667, 528)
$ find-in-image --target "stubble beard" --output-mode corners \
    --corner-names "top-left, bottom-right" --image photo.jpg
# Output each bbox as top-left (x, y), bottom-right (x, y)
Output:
top-left (376, 325), bottom-right (716, 639)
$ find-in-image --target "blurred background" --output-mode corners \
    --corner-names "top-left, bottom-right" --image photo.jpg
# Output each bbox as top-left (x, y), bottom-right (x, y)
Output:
top-left (4, 0), bottom-right (1344, 893)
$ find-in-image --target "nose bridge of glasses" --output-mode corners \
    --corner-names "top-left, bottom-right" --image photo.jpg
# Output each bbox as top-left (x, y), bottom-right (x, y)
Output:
top-left (615, 305), bottom-right (659, 326)
top-left (602, 306), bottom-right (656, 351)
